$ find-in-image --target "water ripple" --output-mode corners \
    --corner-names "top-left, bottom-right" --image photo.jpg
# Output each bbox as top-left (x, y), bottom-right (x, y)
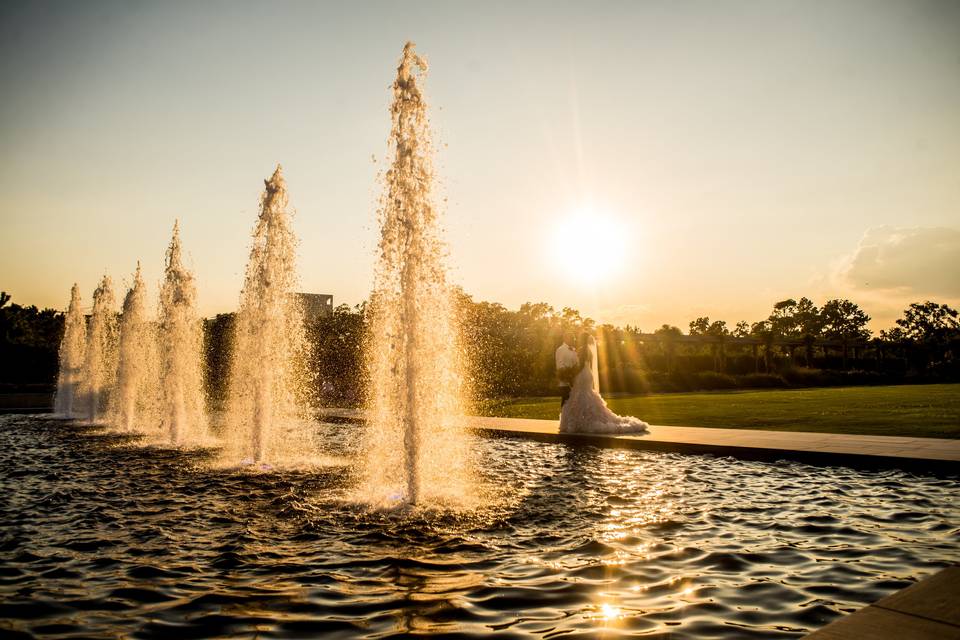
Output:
top-left (1, 415), bottom-right (958, 639)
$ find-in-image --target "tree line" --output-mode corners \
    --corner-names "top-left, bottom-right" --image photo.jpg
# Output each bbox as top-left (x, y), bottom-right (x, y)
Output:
top-left (2, 289), bottom-right (957, 402)
top-left (456, 292), bottom-right (959, 397)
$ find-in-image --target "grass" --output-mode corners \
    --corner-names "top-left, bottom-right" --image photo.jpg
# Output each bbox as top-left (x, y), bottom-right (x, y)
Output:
top-left (480, 383), bottom-right (960, 439)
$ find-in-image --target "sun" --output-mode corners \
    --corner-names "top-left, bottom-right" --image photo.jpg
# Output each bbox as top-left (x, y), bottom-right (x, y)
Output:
top-left (550, 209), bottom-right (629, 285)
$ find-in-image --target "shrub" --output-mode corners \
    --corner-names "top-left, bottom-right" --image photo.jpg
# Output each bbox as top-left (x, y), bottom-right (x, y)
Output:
top-left (691, 371), bottom-right (739, 390)
top-left (781, 367), bottom-right (839, 387)
top-left (740, 373), bottom-right (788, 388)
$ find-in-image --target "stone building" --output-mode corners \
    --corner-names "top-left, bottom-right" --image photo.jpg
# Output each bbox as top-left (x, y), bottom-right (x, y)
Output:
top-left (296, 293), bottom-right (333, 324)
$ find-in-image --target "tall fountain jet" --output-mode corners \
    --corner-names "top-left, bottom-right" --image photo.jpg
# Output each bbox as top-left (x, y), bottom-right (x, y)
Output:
top-left (226, 165), bottom-right (307, 465)
top-left (54, 284), bottom-right (87, 418)
top-left (112, 263), bottom-right (156, 433)
top-left (82, 276), bottom-right (118, 423)
top-left (363, 42), bottom-right (472, 505)
top-left (158, 222), bottom-right (207, 445)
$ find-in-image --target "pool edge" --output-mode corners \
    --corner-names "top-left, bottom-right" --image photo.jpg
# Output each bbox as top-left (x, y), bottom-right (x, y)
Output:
top-left (802, 565), bottom-right (960, 639)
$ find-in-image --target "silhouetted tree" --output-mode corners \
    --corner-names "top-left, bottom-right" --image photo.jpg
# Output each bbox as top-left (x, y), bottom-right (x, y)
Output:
top-left (203, 313), bottom-right (235, 407)
top-left (750, 320), bottom-right (775, 372)
top-left (795, 297), bottom-right (822, 365)
top-left (707, 320), bottom-right (730, 371)
top-left (821, 299), bottom-right (871, 368)
top-left (308, 303), bottom-right (367, 405)
top-left (689, 317), bottom-right (729, 370)
top-left (769, 299), bottom-right (799, 337)
top-left (895, 302), bottom-right (959, 340)
top-left (0, 292), bottom-right (64, 386)
top-left (654, 324), bottom-right (682, 373)
top-left (892, 302), bottom-right (960, 373)
top-left (7, 286), bottom-right (959, 402)
top-left (689, 317), bottom-right (710, 336)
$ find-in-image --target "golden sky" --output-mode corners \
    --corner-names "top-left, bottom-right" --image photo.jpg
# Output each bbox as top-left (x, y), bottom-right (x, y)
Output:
top-left (1, 0), bottom-right (958, 332)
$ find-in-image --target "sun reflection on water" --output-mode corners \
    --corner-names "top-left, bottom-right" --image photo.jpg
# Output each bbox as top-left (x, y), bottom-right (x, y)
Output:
top-left (599, 602), bottom-right (622, 619)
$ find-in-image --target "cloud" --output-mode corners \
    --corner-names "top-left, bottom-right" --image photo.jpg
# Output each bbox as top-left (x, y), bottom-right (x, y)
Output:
top-left (840, 226), bottom-right (960, 297)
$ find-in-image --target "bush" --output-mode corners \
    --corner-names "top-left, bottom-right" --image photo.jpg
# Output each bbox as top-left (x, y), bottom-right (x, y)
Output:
top-left (739, 373), bottom-right (788, 388)
top-left (619, 371), bottom-right (740, 393)
top-left (781, 367), bottom-right (840, 387)
top-left (690, 371), bottom-right (739, 390)
top-left (780, 367), bottom-right (903, 388)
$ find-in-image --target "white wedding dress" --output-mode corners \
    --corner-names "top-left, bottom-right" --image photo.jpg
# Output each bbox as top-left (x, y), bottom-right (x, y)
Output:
top-left (559, 337), bottom-right (650, 434)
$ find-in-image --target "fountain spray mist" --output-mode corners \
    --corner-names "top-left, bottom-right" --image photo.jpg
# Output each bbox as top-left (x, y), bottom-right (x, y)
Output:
top-left (158, 222), bottom-right (207, 445)
top-left (81, 276), bottom-right (118, 423)
top-left (363, 42), bottom-right (472, 505)
top-left (226, 166), bottom-right (310, 465)
top-left (111, 263), bottom-right (158, 433)
top-left (54, 284), bottom-right (87, 418)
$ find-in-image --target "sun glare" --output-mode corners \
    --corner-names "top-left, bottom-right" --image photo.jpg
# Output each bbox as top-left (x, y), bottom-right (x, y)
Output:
top-left (551, 209), bottom-right (629, 286)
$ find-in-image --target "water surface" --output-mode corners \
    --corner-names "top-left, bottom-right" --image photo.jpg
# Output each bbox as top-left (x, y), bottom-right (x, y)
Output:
top-left (1, 415), bottom-right (958, 638)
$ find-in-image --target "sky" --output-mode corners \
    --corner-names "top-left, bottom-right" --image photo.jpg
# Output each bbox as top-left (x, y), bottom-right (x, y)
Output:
top-left (1, 0), bottom-right (958, 332)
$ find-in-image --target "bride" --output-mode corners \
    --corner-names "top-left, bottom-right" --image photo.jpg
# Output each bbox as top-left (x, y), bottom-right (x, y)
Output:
top-left (560, 332), bottom-right (650, 434)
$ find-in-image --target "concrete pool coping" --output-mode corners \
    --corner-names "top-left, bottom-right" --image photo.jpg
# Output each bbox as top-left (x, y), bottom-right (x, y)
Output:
top-left (803, 565), bottom-right (960, 639)
top-left (317, 408), bottom-right (960, 474)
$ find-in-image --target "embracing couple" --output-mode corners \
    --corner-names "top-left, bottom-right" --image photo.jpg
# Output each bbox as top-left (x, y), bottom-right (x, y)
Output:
top-left (555, 331), bottom-right (649, 434)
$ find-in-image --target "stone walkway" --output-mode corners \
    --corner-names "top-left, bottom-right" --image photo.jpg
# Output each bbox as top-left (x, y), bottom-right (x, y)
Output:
top-left (804, 566), bottom-right (960, 639)
top-left (318, 408), bottom-right (960, 473)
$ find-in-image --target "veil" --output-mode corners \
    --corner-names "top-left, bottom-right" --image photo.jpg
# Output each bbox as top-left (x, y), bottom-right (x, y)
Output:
top-left (588, 335), bottom-right (600, 393)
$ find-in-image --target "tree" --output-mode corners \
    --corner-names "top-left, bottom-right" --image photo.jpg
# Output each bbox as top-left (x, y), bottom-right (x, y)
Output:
top-left (820, 299), bottom-right (871, 342)
top-left (689, 317), bottom-right (730, 370)
top-left (310, 302), bottom-right (367, 404)
top-left (750, 320), bottom-right (775, 372)
top-left (795, 298), bottom-right (821, 333)
top-left (518, 302), bottom-right (554, 321)
top-left (879, 326), bottom-right (907, 343)
top-left (654, 324), bottom-right (682, 373)
top-left (895, 302), bottom-right (959, 342)
top-left (560, 307), bottom-right (583, 327)
top-left (767, 297), bottom-right (822, 364)
top-left (708, 320), bottom-right (729, 336)
top-left (203, 313), bottom-right (235, 407)
top-left (689, 317), bottom-right (710, 336)
top-left (892, 302), bottom-right (960, 372)
top-left (654, 324), bottom-right (682, 338)
top-left (706, 320), bottom-right (730, 371)
top-left (794, 297), bottom-right (822, 365)
top-left (768, 299), bottom-right (799, 338)
top-left (820, 299), bottom-right (871, 368)
top-left (0, 293), bottom-right (64, 386)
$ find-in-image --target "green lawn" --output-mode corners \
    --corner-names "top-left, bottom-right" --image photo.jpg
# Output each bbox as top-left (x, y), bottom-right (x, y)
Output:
top-left (480, 383), bottom-right (960, 439)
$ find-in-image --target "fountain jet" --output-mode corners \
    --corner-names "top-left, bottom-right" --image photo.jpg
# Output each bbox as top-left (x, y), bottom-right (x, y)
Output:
top-left (363, 42), bottom-right (472, 505)
top-left (111, 263), bottom-right (157, 433)
top-left (158, 221), bottom-right (207, 445)
top-left (226, 166), bottom-right (308, 465)
top-left (81, 276), bottom-right (118, 423)
top-left (54, 284), bottom-right (87, 418)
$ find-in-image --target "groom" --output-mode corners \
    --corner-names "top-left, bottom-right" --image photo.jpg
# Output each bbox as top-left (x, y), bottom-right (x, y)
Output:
top-left (555, 331), bottom-right (579, 408)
